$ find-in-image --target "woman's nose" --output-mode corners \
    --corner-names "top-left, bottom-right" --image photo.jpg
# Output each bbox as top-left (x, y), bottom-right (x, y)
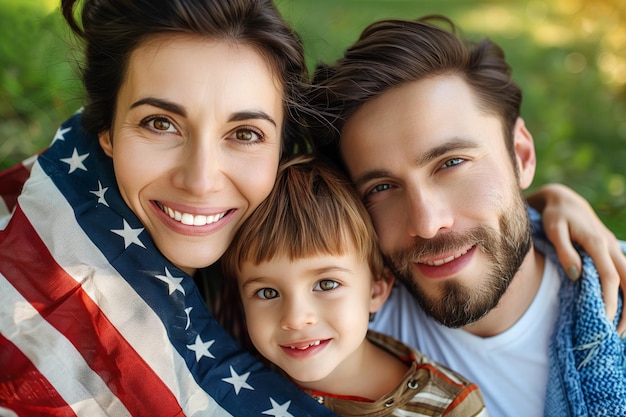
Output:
top-left (172, 140), bottom-right (225, 196)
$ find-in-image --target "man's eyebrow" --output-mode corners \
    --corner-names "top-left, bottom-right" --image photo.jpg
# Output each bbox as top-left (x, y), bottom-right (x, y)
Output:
top-left (353, 169), bottom-right (393, 191)
top-left (415, 138), bottom-right (479, 166)
top-left (352, 138), bottom-right (480, 189)
top-left (130, 97), bottom-right (186, 116)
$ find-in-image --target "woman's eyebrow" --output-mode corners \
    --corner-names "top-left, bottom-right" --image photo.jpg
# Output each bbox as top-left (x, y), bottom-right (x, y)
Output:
top-left (131, 97), bottom-right (186, 116)
top-left (229, 111), bottom-right (277, 127)
top-left (129, 99), bottom-right (277, 127)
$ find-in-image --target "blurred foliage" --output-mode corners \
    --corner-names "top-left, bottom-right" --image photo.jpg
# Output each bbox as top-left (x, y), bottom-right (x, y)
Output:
top-left (1, 0), bottom-right (624, 238)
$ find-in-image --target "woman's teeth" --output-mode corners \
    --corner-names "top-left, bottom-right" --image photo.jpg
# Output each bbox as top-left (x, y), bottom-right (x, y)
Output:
top-left (158, 203), bottom-right (226, 226)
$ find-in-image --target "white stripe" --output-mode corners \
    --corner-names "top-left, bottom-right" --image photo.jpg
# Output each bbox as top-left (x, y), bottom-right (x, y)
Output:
top-left (18, 161), bottom-right (231, 417)
top-left (392, 408), bottom-right (436, 417)
top-left (0, 211), bottom-right (10, 231)
top-left (429, 361), bottom-right (465, 385)
top-left (393, 407), bottom-right (489, 417)
top-left (0, 198), bottom-right (9, 221)
top-left (0, 276), bottom-right (131, 417)
top-left (413, 390), bottom-right (452, 406)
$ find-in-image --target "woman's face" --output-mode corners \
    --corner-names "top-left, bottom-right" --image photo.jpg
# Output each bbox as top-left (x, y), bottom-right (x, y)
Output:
top-left (100, 35), bottom-right (284, 275)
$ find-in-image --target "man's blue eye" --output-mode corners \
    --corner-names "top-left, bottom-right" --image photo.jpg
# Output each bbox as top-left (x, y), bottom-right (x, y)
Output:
top-left (443, 158), bottom-right (464, 168)
top-left (372, 184), bottom-right (391, 193)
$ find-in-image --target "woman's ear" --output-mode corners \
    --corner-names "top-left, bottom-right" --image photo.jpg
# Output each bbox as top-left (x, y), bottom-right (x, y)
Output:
top-left (512, 117), bottom-right (536, 190)
top-left (99, 131), bottom-right (114, 157)
top-left (369, 268), bottom-right (395, 314)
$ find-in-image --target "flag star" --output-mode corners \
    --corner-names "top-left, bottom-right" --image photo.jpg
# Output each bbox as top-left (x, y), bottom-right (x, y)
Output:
top-left (60, 148), bottom-right (89, 174)
top-left (155, 267), bottom-right (185, 295)
top-left (52, 126), bottom-right (72, 143)
top-left (184, 307), bottom-right (193, 330)
top-left (90, 181), bottom-right (109, 206)
top-left (222, 366), bottom-right (254, 395)
top-left (186, 335), bottom-right (215, 362)
top-left (262, 399), bottom-right (293, 417)
top-left (111, 219), bottom-right (146, 249)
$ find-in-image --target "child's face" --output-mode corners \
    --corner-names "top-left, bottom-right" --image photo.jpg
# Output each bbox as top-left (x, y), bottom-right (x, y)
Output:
top-left (237, 246), bottom-right (391, 388)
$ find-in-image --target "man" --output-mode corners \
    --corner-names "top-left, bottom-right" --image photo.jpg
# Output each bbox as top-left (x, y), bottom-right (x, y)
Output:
top-left (310, 16), bottom-right (626, 417)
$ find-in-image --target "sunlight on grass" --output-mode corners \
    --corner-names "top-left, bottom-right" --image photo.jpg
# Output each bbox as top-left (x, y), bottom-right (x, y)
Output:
top-left (458, 6), bottom-right (524, 38)
top-left (0, 0), bottom-right (57, 12)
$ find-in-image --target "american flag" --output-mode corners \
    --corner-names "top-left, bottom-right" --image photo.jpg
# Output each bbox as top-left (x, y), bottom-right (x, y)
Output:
top-left (0, 112), bottom-right (335, 417)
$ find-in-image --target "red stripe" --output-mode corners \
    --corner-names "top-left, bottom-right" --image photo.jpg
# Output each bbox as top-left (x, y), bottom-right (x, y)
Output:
top-left (0, 163), bottom-right (31, 212)
top-left (0, 207), bottom-right (184, 416)
top-left (444, 383), bottom-right (481, 414)
top-left (420, 363), bottom-right (467, 387)
top-left (0, 334), bottom-right (77, 417)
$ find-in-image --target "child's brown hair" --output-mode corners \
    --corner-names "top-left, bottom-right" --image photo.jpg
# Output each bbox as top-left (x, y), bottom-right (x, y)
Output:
top-left (221, 155), bottom-right (385, 281)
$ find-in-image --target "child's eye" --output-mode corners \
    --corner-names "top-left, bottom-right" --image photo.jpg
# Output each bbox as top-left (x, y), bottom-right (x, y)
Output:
top-left (256, 288), bottom-right (279, 300)
top-left (314, 280), bottom-right (339, 292)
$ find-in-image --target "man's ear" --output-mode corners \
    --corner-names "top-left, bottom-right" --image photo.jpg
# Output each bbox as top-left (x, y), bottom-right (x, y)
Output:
top-left (369, 268), bottom-right (395, 314)
top-left (512, 117), bottom-right (536, 190)
top-left (99, 131), bottom-right (114, 157)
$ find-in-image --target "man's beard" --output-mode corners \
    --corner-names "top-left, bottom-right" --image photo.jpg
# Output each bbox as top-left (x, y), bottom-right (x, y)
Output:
top-left (386, 191), bottom-right (532, 328)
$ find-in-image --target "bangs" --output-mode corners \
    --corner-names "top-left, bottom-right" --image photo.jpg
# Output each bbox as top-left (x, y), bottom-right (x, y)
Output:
top-left (222, 156), bottom-right (385, 279)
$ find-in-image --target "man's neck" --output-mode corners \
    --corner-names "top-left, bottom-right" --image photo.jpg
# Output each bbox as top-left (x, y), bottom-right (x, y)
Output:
top-left (462, 246), bottom-right (546, 338)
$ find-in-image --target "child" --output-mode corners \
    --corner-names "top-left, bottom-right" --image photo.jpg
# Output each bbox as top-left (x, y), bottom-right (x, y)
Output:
top-left (220, 156), bottom-right (488, 416)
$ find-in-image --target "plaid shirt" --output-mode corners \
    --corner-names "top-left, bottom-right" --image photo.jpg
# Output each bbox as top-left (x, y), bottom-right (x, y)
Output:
top-left (300, 331), bottom-right (488, 417)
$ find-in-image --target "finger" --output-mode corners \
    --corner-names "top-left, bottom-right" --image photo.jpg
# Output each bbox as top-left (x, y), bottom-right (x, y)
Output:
top-left (610, 244), bottom-right (626, 334)
top-left (584, 238), bottom-right (620, 323)
top-left (543, 218), bottom-right (582, 280)
top-left (617, 306), bottom-right (626, 337)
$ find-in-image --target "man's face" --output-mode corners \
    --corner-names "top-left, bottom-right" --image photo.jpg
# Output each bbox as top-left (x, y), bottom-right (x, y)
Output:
top-left (339, 75), bottom-right (535, 327)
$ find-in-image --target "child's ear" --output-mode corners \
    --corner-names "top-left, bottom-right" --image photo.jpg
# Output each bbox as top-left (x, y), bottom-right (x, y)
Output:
top-left (369, 268), bottom-right (395, 314)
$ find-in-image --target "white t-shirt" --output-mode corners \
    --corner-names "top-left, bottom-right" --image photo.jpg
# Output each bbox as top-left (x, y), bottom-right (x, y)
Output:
top-left (370, 259), bottom-right (560, 417)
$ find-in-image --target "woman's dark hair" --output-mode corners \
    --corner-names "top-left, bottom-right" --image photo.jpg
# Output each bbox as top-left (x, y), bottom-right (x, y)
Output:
top-left (309, 15), bottom-right (522, 165)
top-left (61, 0), bottom-right (311, 153)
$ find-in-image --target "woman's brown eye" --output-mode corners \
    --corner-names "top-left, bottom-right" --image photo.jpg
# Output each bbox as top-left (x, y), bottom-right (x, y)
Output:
top-left (236, 130), bottom-right (254, 141)
top-left (154, 119), bottom-right (171, 131)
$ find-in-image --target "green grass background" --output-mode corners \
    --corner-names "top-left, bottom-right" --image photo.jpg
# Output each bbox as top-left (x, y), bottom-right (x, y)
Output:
top-left (1, 0), bottom-right (624, 238)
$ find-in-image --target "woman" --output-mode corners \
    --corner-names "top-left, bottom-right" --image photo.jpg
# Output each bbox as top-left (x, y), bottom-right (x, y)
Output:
top-left (0, 0), bottom-right (334, 416)
top-left (0, 1), bottom-right (622, 416)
